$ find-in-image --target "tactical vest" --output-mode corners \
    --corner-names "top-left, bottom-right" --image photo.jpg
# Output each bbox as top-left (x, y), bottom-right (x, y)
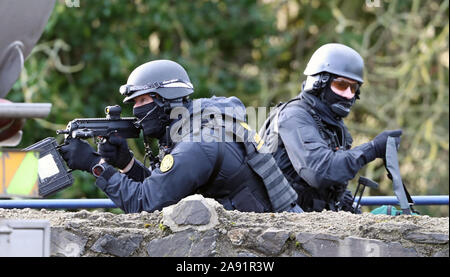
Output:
top-left (259, 96), bottom-right (352, 212)
top-left (260, 97), bottom-right (352, 153)
top-left (299, 102), bottom-right (353, 151)
top-left (196, 140), bottom-right (273, 213)
top-left (169, 97), bottom-right (299, 213)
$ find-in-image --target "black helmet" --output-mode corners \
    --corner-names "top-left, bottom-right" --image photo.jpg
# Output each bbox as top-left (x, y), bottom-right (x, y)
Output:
top-left (304, 43), bottom-right (364, 84)
top-left (120, 60), bottom-right (194, 103)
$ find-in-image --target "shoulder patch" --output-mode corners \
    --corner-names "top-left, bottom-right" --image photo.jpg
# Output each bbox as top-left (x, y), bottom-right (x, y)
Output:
top-left (160, 154), bottom-right (174, 173)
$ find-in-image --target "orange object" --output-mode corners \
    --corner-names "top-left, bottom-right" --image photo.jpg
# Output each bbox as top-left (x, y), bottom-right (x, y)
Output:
top-left (0, 150), bottom-right (39, 198)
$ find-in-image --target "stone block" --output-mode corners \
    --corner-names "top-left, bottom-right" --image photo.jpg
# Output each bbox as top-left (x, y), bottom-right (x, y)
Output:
top-left (172, 199), bottom-right (211, 225)
top-left (256, 228), bottom-right (290, 255)
top-left (404, 232), bottom-right (449, 244)
top-left (91, 234), bottom-right (143, 257)
top-left (190, 229), bottom-right (219, 257)
top-left (147, 229), bottom-right (218, 257)
top-left (162, 194), bottom-right (220, 232)
top-left (300, 233), bottom-right (341, 257)
top-left (295, 232), bottom-right (318, 244)
top-left (296, 232), bottom-right (418, 257)
top-left (147, 230), bottom-right (193, 257)
top-left (340, 237), bottom-right (418, 257)
top-left (50, 227), bottom-right (88, 257)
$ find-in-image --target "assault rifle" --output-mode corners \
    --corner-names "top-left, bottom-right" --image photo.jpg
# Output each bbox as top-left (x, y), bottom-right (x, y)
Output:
top-left (25, 105), bottom-right (141, 197)
top-left (56, 105), bottom-right (140, 141)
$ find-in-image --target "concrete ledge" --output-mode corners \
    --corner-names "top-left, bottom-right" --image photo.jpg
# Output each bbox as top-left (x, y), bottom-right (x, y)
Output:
top-left (0, 194), bottom-right (448, 257)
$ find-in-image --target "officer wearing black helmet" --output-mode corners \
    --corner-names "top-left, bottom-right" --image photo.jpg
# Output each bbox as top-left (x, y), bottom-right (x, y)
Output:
top-left (260, 43), bottom-right (402, 213)
top-left (60, 59), bottom-right (301, 214)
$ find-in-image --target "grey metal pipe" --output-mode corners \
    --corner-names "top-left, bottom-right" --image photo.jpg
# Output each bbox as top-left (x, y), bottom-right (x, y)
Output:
top-left (0, 103), bottom-right (52, 118)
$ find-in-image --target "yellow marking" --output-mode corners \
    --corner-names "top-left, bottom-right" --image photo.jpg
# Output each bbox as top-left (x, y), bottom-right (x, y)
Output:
top-left (257, 140), bottom-right (265, 151)
top-left (254, 133), bottom-right (261, 144)
top-left (239, 122), bottom-right (252, 131)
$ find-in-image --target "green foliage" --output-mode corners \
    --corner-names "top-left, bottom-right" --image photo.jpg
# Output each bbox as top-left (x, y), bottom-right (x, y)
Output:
top-left (8, 0), bottom-right (448, 216)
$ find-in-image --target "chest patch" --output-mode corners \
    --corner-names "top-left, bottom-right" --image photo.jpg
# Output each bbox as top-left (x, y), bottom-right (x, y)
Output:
top-left (160, 154), bottom-right (174, 173)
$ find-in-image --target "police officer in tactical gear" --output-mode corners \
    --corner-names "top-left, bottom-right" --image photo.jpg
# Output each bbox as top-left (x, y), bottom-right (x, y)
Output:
top-left (260, 43), bottom-right (402, 213)
top-left (60, 59), bottom-right (301, 214)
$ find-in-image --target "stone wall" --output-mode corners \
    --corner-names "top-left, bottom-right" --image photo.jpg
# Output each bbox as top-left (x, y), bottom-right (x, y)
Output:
top-left (0, 194), bottom-right (448, 257)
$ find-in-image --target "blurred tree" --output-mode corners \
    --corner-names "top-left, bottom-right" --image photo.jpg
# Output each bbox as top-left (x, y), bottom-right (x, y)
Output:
top-left (8, 0), bottom-right (448, 216)
top-left (253, 0), bottom-right (449, 216)
top-left (10, 0), bottom-right (279, 201)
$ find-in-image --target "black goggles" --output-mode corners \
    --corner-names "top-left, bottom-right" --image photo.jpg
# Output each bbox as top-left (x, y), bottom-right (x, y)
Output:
top-left (119, 79), bottom-right (194, 96)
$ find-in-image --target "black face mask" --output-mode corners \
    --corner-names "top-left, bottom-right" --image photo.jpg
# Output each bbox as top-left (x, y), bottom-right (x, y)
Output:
top-left (133, 102), bottom-right (170, 139)
top-left (322, 86), bottom-right (355, 118)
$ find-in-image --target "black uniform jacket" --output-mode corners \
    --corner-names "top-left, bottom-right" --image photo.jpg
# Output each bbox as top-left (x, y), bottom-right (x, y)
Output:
top-left (95, 97), bottom-right (272, 213)
top-left (272, 92), bottom-right (377, 210)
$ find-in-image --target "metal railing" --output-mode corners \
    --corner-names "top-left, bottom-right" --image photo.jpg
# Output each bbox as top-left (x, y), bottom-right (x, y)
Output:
top-left (0, 103), bottom-right (52, 118)
top-left (0, 195), bottom-right (448, 209)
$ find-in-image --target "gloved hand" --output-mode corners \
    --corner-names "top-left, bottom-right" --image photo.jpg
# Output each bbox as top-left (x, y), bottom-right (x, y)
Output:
top-left (339, 190), bottom-right (361, 214)
top-left (371, 129), bottom-right (402, 159)
top-left (60, 138), bottom-right (101, 172)
top-left (98, 135), bottom-right (133, 170)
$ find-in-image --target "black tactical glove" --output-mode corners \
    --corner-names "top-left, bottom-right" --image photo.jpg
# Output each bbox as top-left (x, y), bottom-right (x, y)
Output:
top-left (339, 190), bottom-right (361, 214)
top-left (60, 138), bottom-right (101, 172)
top-left (371, 129), bottom-right (402, 159)
top-left (98, 135), bottom-right (133, 170)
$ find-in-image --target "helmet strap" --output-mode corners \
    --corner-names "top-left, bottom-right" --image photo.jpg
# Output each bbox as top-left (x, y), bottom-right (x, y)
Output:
top-left (167, 98), bottom-right (185, 110)
top-left (355, 88), bottom-right (361, 100)
top-left (153, 96), bottom-right (175, 115)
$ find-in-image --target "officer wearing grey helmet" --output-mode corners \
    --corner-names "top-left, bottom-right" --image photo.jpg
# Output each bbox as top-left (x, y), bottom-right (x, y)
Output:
top-left (260, 43), bottom-right (402, 213)
top-left (60, 59), bottom-right (301, 214)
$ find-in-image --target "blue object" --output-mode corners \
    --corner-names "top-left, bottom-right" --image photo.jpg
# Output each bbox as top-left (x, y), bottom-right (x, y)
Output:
top-left (355, 195), bottom-right (449, 206)
top-left (0, 195), bottom-right (448, 209)
top-left (0, 199), bottom-right (116, 209)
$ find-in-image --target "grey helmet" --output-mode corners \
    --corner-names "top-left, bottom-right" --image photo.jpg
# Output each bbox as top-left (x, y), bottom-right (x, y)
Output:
top-left (120, 60), bottom-right (194, 103)
top-left (303, 43), bottom-right (364, 83)
top-left (302, 43), bottom-right (364, 118)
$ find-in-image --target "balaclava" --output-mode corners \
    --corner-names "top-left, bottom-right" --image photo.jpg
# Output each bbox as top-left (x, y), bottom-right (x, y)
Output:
top-left (321, 83), bottom-right (356, 118)
top-left (133, 101), bottom-right (170, 139)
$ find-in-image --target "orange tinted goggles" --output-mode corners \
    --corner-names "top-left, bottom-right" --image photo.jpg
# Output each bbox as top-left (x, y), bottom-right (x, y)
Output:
top-left (331, 78), bottom-right (360, 94)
